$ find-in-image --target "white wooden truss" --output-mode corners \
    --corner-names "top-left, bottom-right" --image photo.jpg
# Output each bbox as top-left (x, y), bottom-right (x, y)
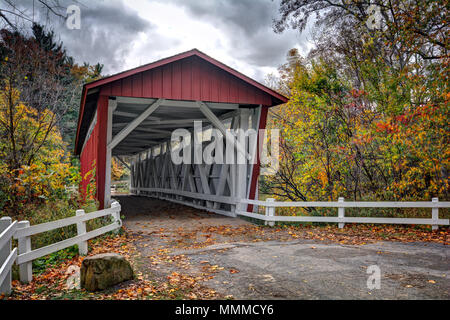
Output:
top-left (103, 96), bottom-right (262, 215)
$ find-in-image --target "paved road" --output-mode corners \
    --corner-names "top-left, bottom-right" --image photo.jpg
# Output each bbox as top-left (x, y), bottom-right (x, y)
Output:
top-left (178, 240), bottom-right (449, 299)
top-left (116, 195), bottom-right (449, 300)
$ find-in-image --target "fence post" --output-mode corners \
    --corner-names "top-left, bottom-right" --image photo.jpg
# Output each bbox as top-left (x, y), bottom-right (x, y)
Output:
top-left (0, 217), bottom-right (12, 295)
top-left (76, 209), bottom-right (88, 255)
top-left (111, 201), bottom-right (122, 233)
top-left (432, 198), bottom-right (439, 231)
top-left (338, 197), bottom-right (345, 229)
top-left (17, 220), bottom-right (32, 283)
top-left (265, 198), bottom-right (275, 227)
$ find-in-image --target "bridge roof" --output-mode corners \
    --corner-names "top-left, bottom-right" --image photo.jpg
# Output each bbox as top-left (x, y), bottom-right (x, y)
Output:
top-left (75, 49), bottom-right (288, 154)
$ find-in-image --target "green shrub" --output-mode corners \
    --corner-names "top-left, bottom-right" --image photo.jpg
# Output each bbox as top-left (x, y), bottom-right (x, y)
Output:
top-left (32, 246), bottom-right (79, 275)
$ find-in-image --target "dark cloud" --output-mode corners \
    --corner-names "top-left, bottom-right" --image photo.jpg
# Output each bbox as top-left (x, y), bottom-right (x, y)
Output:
top-left (3, 0), bottom-right (309, 79)
top-left (165, 0), bottom-right (276, 37)
top-left (162, 0), bottom-right (308, 69)
top-left (56, 1), bottom-right (153, 73)
top-left (227, 24), bottom-right (305, 68)
top-left (5, 0), bottom-right (164, 74)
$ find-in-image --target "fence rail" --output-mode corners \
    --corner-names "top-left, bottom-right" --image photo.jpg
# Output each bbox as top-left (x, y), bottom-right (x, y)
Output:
top-left (0, 218), bottom-right (17, 295)
top-left (241, 198), bottom-right (450, 208)
top-left (131, 187), bottom-right (449, 231)
top-left (237, 197), bottom-right (450, 229)
top-left (111, 180), bottom-right (130, 192)
top-left (0, 201), bottom-right (122, 296)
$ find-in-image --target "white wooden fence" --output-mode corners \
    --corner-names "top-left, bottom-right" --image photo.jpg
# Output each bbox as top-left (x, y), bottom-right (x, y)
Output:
top-left (237, 197), bottom-right (450, 230)
top-left (0, 201), bottom-right (121, 296)
top-left (132, 187), bottom-right (238, 217)
top-left (131, 187), bottom-right (449, 230)
top-left (0, 218), bottom-right (18, 295)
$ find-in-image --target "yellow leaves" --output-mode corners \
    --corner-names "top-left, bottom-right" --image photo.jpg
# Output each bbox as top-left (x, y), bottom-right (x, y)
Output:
top-left (210, 265), bottom-right (224, 271)
top-left (288, 231), bottom-right (299, 238)
top-left (111, 158), bottom-right (127, 181)
top-left (0, 86), bottom-right (75, 206)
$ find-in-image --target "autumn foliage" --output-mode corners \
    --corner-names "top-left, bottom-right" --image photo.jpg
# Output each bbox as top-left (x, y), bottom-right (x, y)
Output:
top-left (267, 1), bottom-right (449, 205)
top-left (0, 86), bottom-right (74, 213)
top-left (0, 24), bottom-right (102, 217)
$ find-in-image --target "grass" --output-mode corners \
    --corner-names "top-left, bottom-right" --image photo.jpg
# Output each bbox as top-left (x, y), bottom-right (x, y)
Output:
top-left (32, 246), bottom-right (79, 275)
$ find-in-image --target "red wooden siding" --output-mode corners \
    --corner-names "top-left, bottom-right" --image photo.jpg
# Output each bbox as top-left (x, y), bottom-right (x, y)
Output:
top-left (247, 106), bottom-right (269, 211)
top-left (99, 56), bottom-right (272, 105)
top-left (80, 96), bottom-right (108, 209)
top-left (80, 119), bottom-right (98, 200)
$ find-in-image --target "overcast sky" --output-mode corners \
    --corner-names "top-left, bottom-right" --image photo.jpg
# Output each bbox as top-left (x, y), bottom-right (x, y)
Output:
top-left (5, 0), bottom-right (313, 82)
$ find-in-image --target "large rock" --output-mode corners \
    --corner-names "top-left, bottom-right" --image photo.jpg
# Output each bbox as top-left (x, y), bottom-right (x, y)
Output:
top-left (80, 253), bottom-right (133, 291)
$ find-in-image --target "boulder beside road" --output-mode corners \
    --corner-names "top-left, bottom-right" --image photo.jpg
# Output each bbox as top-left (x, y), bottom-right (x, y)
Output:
top-left (80, 253), bottom-right (133, 291)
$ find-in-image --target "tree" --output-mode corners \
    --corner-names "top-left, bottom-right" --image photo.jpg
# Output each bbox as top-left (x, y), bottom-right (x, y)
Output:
top-left (0, 23), bottom-right (103, 147)
top-left (274, 1), bottom-right (448, 102)
top-left (0, 26), bottom-right (73, 170)
top-left (268, 1), bottom-right (449, 203)
top-left (0, 24), bottom-right (102, 214)
top-left (0, 86), bottom-right (71, 214)
top-left (274, 0), bottom-right (448, 61)
top-left (268, 54), bottom-right (382, 201)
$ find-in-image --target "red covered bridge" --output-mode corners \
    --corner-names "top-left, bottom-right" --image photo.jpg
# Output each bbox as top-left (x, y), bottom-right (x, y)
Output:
top-left (74, 49), bottom-right (287, 214)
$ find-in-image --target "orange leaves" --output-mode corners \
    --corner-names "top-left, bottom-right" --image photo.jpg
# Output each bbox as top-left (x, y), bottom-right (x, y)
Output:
top-left (165, 271), bottom-right (218, 299)
top-left (8, 229), bottom-right (219, 300)
top-left (375, 120), bottom-right (398, 134)
top-left (201, 264), bottom-right (225, 274)
top-left (349, 89), bottom-right (367, 98)
top-left (167, 272), bottom-right (181, 285)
